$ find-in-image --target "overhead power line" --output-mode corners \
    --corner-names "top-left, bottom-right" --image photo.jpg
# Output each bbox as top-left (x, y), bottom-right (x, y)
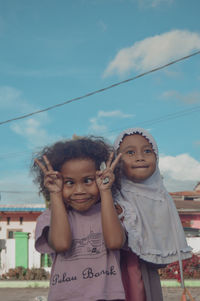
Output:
top-left (137, 105), bottom-right (200, 127)
top-left (0, 104), bottom-right (200, 160)
top-left (100, 104), bottom-right (200, 135)
top-left (0, 50), bottom-right (200, 126)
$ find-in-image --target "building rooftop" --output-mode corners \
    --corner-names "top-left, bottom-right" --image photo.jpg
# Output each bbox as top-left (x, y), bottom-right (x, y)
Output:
top-left (0, 204), bottom-right (46, 212)
top-left (170, 191), bottom-right (200, 197)
top-left (174, 200), bottom-right (200, 212)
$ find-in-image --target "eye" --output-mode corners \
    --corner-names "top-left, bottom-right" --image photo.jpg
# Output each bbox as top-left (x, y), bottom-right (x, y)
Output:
top-left (144, 148), bottom-right (153, 154)
top-left (84, 177), bottom-right (94, 184)
top-left (64, 180), bottom-right (74, 186)
top-left (126, 150), bottom-right (135, 155)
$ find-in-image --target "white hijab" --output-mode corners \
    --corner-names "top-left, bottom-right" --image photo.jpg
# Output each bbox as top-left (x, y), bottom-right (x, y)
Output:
top-left (114, 128), bottom-right (192, 265)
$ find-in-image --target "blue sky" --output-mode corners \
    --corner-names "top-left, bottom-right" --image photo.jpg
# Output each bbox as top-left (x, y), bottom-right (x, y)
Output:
top-left (0, 0), bottom-right (200, 204)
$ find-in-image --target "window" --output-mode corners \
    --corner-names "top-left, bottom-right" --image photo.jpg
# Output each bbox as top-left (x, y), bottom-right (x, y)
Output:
top-left (41, 254), bottom-right (52, 267)
top-left (7, 229), bottom-right (22, 239)
top-left (184, 197), bottom-right (193, 201)
top-left (8, 231), bottom-right (14, 239)
top-left (7, 217), bottom-right (10, 225)
top-left (184, 227), bottom-right (200, 237)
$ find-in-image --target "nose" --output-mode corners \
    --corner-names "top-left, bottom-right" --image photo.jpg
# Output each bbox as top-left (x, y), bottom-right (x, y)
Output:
top-left (74, 183), bottom-right (85, 194)
top-left (135, 152), bottom-right (145, 161)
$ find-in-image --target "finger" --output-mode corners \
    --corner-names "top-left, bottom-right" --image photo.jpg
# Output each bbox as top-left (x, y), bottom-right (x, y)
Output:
top-left (44, 172), bottom-right (62, 185)
top-left (101, 169), bottom-right (113, 185)
top-left (34, 158), bottom-right (47, 174)
top-left (43, 155), bottom-right (54, 171)
top-left (96, 170), bottom-right (103, 177)
top-left (46, 171), bottom-right (61, 179)
top-left (102, 177), bottom-right (110, 184)
top-left (106, 152), bottom-right (114, 168)
top-left (96, 170), bottom-right (110, 185)
top-left (110, 153), bottom-right (122, 171)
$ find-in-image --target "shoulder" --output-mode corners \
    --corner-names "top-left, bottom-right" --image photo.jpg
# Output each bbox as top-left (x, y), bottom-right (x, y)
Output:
top-left (37, 209), bottom-right (51, 223)
top-left (35, 209), bottom-right (51, 234)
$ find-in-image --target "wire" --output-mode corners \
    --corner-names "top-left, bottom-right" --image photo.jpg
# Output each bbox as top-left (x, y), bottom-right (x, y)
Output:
top-left (0, 103), bottom-right (200, 159)
top-left (134, 105), bottom-right (200, 127)
top-left (0, 50), bottom-right (200, 126)
top-left (91, 104), bottom-right (200, 136)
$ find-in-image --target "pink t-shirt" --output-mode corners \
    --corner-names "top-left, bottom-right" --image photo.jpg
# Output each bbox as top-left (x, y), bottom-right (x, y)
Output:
top-left (35, 202), bottom-right (125, 301)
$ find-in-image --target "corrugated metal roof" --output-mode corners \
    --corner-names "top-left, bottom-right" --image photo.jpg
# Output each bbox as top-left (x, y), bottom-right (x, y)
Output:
top-left (174, 200), bottom-right (200, 214)
top-left (0, 207), bottom-right (45, 212)
top-left (0, 204), bottom-right (45, 212)
top-left (170, 191), bottom-right (200, 197)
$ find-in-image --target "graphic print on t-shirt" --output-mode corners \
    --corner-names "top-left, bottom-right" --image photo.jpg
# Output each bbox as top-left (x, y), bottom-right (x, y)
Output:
top-left (60, 230), bottom-right (106, 261)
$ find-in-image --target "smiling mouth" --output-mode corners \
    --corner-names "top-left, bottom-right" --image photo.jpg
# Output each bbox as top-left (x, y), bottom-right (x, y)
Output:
top-left (133, 166), bottom-right (149, 169)
top-left (71, 198), bottom-right (91, 203)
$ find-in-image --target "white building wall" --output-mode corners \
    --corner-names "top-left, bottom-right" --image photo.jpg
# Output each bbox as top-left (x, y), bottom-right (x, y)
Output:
top-left (0, 219), bottom-right (42, 274)
top-left (0, 237), bottom-right (41, 274)
top-left (29, 239), bottom-right (41, 268)
top-left (5, 239), bottom-right (15, 270)
top-left (186, 237), bottom-right (200, 255)
top-left (0, 230), bottom-right (199, 275)
top-left (0, 220), bottom-right (36, 239)
top-left (0, 249), bottom-right (7, 274)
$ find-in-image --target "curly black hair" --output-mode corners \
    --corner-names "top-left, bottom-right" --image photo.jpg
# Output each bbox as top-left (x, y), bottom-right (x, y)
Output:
top-left (31, 136), bottom-right (120, 204)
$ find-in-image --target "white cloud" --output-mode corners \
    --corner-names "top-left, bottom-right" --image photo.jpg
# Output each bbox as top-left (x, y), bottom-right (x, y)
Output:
top-left (89, 117), bottom-right (107, 133)
top-left (98, 20), bottom-right (107, 32)
top-left (0, 85), bottom-right (39, 113)
top-left (137, 0), bottom-right (174, 8)
top-left (11, 117), bottom-right (58, 148)
top-left (162, 177), bottom-right (197, 193)
top-left (98, 110), bottom-right (133, 118)
top-left (0, 85), bottom-right (60, 148)
top-left (159, 153), bottom-right (200, 191)
top-left (103, 30), bottom-right (200, 77)
top-left (162, 90), bottom-right (200, 104)
top-left (89, 110), bottom-right (134, 134)
top-left (163, 69), bottom-right (182, 78)
top-left (0, 86), bottom-right (24, 109)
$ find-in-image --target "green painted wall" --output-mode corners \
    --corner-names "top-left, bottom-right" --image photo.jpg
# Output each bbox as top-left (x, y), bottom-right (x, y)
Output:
top-left (14, 232), bottom-right (29, 268)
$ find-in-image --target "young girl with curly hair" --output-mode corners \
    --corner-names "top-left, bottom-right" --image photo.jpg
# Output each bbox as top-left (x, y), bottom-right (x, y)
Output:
top-left (32, 137), bottom-right (125, 301)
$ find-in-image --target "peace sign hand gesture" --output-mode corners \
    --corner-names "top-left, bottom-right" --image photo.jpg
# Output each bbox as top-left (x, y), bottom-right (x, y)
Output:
top-left (96, 152), bottom-right (121, 191)
top-left (34, 155), bottom-right (63, 194)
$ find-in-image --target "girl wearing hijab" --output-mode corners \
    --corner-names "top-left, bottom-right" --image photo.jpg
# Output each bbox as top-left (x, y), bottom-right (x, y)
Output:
top-left (113, 128), bottom-right (192, 301)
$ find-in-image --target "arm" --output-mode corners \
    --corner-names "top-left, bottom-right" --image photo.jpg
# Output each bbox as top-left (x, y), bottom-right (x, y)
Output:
top-left (35, 156), bottom-right (72, 252)
top-left (100, 189), bottom-right (125, 249)
top-left (96, 153), bottom-right (125, 250)
top-left (48, 191), bottom-right (72, 252)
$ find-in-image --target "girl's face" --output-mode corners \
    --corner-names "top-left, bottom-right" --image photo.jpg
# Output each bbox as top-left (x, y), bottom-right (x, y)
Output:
top-left (60, 158), bottom-right (100, 212)
top-left (119, 134), bottom-right (156, 183)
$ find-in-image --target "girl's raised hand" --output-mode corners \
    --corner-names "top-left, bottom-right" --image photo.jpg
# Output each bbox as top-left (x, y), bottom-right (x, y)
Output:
top-left (96, 152), bottom-right (121, 190)
top-left (34, 155), bottom-right (63, 194)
